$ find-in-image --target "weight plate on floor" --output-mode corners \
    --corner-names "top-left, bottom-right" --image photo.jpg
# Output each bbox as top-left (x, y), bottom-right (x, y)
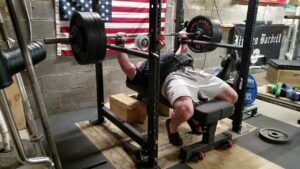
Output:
top-left (259, 128), bottom-right (290, 144)
top-left (186, 15), bottom-right (222, 53)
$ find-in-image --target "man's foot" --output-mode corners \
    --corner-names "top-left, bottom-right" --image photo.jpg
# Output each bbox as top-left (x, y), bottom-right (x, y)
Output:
top-left (187, 118), bottom-right (203, 135)
top-left (166, 118), bottom-right (183, 146)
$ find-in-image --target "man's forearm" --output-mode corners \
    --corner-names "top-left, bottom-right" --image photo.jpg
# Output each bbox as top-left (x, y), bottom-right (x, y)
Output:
top-left (117, 52), bottom-right (136, 80)
top-left (175, 44), bottom-right (188, 55)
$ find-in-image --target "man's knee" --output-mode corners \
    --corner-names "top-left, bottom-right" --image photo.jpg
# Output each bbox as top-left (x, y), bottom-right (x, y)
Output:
top-left (229, 88), bottom-right (238, 104)
top-left (173, 96), bottom-right (194, 122)
top-left (217, 87), bottom-right (238, 104)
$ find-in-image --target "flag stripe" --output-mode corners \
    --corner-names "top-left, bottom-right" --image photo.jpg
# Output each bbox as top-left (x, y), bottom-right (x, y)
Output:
top-left (112, 12), bottom-right (165, 18)
top-left (112, 17), bottom-right (165, 23)
top-left (56, 0), bottom-right (166, 57)
top-left (112, 1), bottom-right (166, 8)
top-left (60, 26), bottom-right (165, 34)
top-left (111, 7), bottom-right (166, 13)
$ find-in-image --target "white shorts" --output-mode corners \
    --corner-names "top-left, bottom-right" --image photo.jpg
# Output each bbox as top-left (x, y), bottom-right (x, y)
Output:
top-left (161, 66), bottom-right (230, 105)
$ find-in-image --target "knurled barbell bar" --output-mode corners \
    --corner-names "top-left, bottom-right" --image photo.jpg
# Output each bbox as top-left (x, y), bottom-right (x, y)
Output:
top-left (44, 12), bottom-right (240, 65)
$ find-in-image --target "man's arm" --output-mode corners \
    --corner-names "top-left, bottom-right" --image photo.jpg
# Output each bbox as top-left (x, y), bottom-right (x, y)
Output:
top-left (117, 52), bottom-right (137, 80)
top-left (175, 31), bottom-right (188, 55)
top-left (115, 32), bottom-right (137, 80)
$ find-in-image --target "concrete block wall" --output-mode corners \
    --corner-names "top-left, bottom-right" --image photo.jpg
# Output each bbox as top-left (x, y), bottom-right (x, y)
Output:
top-left (0, 0), bottom-right (286, 116)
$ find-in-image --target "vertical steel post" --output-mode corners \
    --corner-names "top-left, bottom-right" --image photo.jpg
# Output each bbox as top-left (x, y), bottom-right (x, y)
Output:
top-left (174, 0), bottom-right (184, 51)
top-left (146, 0), bottom-right (161, 168)
top-left (0, 11), bottom-right (11, 153)
top-left (91, 0), bottom-right (105, 125)
top-left (232, 0), bottom-right (259, 132)
top-left (5, 1), bottom-right (62, 168)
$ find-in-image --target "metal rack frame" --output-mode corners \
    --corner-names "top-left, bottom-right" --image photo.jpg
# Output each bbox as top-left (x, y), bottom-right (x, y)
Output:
top-left (173, 0), bottom-right (259, 133)
top-left (91, 0), bottom-right (161, 168)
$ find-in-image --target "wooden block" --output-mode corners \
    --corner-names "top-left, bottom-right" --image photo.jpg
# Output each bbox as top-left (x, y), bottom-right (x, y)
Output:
top-left (129, 93), bottom-right (172, 117)
top-left (4, 76), bottom-right (26, 130)
top-left (266, 66), bottom-right (300, 87)
top-left (158, 103), bottom-right (172, 117)
top-left (289, 0), bottom-right (300, 5)
top-left (110, 93), bottom-right (146, 124)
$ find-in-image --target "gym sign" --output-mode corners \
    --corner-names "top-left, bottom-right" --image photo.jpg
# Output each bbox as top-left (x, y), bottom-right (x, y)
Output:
top-left (233, 24), bottom-right (284, 65)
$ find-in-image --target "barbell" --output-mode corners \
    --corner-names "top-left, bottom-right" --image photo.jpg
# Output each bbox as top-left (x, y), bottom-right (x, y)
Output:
top-left (44, 12), bottom-right (241, 65)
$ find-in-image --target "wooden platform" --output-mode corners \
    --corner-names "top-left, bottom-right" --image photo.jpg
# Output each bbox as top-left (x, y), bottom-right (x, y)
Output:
top-left (257, 85), bottom-right (300, 111)
top-left (4, 76), bottom-right (26, 130)
top-left (76, 112), bottom-right (281, 169)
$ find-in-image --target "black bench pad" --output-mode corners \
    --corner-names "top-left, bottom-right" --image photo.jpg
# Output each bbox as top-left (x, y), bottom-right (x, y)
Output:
top-left (193, 100), bottom-right (234, 124)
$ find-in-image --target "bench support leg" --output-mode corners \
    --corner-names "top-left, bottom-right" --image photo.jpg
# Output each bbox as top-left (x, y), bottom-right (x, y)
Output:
top-left (179, 122), bottom-right (232, 162)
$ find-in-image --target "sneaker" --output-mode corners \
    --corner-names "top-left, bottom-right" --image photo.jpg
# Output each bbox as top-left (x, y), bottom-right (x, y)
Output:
top-left (165, 118), bottom-right (183, 146)
top-left (187, 118), bottom-right (203, 135)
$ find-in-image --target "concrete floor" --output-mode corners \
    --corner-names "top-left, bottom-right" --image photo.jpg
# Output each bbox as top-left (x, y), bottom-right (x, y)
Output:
top-left (254, 99), bottom-right (300, 127)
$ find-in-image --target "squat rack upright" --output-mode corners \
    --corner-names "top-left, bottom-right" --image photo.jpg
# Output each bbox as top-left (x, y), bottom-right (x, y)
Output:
top-left (91, 0), bottom-right (259, 168)
top-left (91, 0), bottom-right (161, 168)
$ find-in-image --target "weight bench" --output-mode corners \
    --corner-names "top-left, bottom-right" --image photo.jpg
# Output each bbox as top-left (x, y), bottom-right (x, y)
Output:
top-left (126, 81), bottom-right (234, 162)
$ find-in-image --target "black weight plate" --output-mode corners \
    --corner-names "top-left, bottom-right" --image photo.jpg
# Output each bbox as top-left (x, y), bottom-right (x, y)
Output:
top-left (81, 12), bottom-right (101, 64)
top-left (83, 12), bottom-right (97, 63)
top-left (186, 15), bottom-right (222, 53)
top-left (208, 19), bottom-right (222, 51)
top-left (70, 12), bottom-right (87, 64)
top-left (91, 12), bottom-right (107, 62)
top-left (259, 128), bottom-right (290, 144)
top-left (70, 12), bottom-right (107, 65)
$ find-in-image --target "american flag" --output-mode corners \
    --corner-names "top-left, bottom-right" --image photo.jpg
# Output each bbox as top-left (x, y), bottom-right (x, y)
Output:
top-left (56, 0), bottom-right (167, 56)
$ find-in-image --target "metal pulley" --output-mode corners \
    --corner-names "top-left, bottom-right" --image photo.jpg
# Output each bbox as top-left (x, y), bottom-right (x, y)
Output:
top-left (134, 34), bottom-right (150, 51)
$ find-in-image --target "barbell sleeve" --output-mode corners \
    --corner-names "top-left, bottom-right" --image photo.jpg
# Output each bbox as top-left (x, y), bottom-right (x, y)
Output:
top-left (44, 37), bottom-right (69, 44)
top-left (183, 39), bottom-right (243, 50)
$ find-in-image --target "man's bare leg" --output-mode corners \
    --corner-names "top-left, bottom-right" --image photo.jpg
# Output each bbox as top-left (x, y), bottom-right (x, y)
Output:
top-left (169, 96), bottom-right (194, 133)
top-left (214, 87), bottom-right (238, 104)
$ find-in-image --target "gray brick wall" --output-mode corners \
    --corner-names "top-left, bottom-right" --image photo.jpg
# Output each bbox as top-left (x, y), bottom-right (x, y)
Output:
top-left (0, 0), bottom-right (286, 116)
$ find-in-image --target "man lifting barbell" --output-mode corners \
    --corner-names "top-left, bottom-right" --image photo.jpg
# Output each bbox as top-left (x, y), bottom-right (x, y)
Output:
top-left (115, 31), bottom-right (238, 146)
top-left (43, 11), bottom-right (239, 146)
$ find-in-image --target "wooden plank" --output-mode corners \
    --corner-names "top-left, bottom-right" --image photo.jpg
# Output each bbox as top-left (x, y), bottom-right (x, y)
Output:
top-left (76, 121), bottom-right (135, 169)
top-left (257, 85), bottom-right (300, 111)
top-left (77, 118), bottom-right (257, 169)
top-left (266, 66), bottom-right (300, 87)
top-left (266, 66), bottom-right (279, 84)
top-left (290, 0), bottom-right (300, 5)
top-left (4, 76), bottom-right (26, 130)
top-left (188, 145), bottom-right (283, 169)
top-left (277, 69), bottom-right (300, 87)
